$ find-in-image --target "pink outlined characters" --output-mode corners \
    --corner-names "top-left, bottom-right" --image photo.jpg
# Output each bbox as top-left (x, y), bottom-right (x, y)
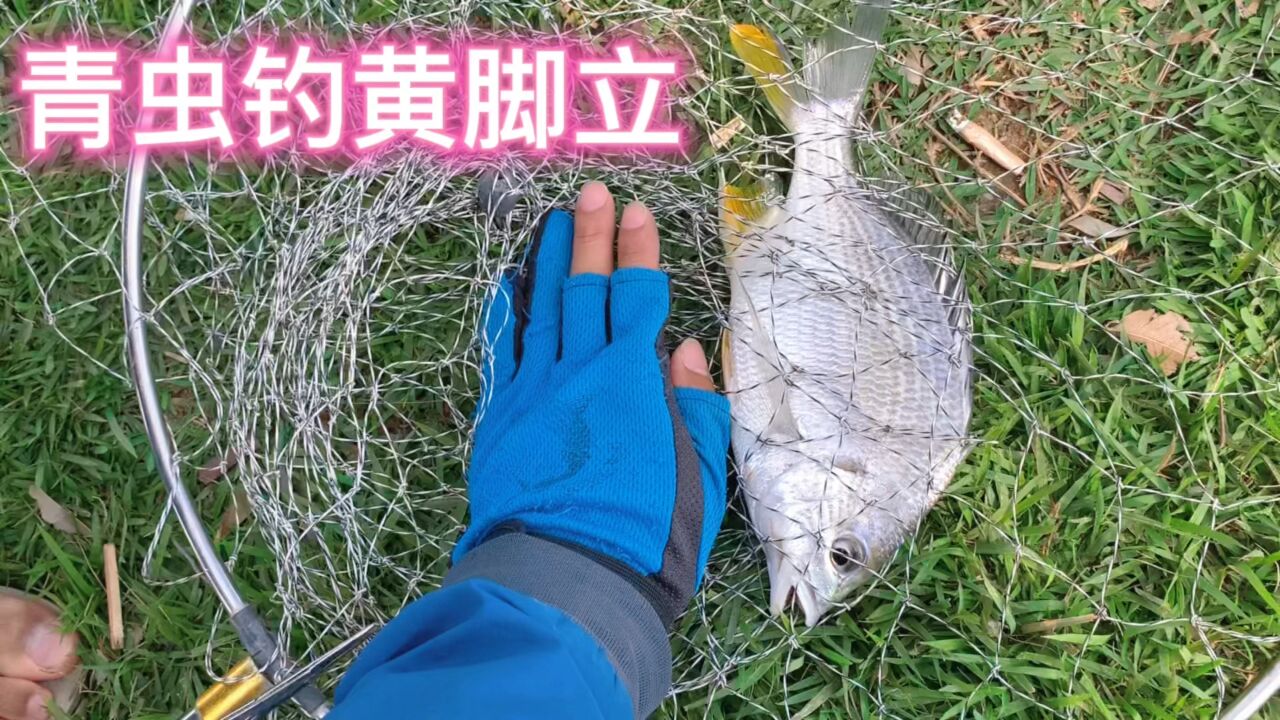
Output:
top-left (241, 44), bottom-right (345, 151)
top-left (353, 43), bottom-right (457, 150)
top-left (575, 45), bottom-right (680, 147)
top-left (19, 44), bottom-right (124, 152)
top-left (463, 46), bottom-right (567, 151)
top-left (13, 38), bottom-right (687, 158)
top-left (135, 44), bottom-right (234, 148)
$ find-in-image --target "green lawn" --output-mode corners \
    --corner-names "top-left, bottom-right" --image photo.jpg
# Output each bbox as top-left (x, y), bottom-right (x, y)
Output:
top-left (2, 0), bottom-right (1279, 718)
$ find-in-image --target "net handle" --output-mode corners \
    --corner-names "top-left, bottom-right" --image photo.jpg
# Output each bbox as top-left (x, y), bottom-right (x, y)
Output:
top-left (120, 2), bottom-right (330, 716)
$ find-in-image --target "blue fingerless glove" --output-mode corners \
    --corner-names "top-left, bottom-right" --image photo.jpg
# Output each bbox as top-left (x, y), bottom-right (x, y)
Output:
top-left (330, 208), bottom-right (727, 720)
top-left (446, 209), bottom-right (730, 717)
top-left (455, 208), bottom-right (730, 612)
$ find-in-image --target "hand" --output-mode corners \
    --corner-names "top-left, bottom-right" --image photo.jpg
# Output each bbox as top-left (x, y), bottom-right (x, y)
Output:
top-left (0, 590), bottom-right (78, 720)
top-left (454, 181), bottom-right (731, 626)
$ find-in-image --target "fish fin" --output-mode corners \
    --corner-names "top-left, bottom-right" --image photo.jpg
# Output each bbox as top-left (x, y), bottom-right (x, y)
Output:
top-left (720, 328), bottom-right (735, 392)
top-left (803, 2), bottom-right (892, 125)
top-left (741, 295), bottom-right (803, 441)
top-left (896, 191), bottom-right (971, 363)
top-left (879, 185), bottom-right (975, 415)
top-left (722, 182), bottom-right (768, 241)
top-left (721, 178), bottom-right (785, 257)
top-left (859, 179), bottom-right (971, 345)
top-left (730, 24), bottom-right (807, 132)
top-left (832, 445), bottom-right (865, 475)
top-left (726, 264), bottom-right (804, 442)
top-left (721, 174), bottom-right (800, 441)
top-left (763, 392), bottom-right (802, 441)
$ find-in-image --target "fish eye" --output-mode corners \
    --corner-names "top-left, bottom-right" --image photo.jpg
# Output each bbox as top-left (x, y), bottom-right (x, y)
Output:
top-left (830, 536), bottom-right (868, 573)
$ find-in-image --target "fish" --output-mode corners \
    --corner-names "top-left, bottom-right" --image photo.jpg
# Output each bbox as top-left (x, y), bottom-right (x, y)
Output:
top-left (722, 4), bottom-right (974, 626)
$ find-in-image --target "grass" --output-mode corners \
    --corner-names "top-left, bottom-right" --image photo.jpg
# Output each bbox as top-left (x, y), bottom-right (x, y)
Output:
top-left (2, 0), bottom-right (1280, 718)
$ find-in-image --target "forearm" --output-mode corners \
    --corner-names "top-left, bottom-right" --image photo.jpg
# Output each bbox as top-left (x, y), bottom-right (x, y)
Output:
top-left (328, 533), bottom-right (670, 720)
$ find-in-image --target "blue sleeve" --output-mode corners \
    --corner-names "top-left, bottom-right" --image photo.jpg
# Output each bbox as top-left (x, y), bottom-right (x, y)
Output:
top-left (327, 533), bottom-right (672, 720)
top-left (328, 578), bottom-right (632, 719)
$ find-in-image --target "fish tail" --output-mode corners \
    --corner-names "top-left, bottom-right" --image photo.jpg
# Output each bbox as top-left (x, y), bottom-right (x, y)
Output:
top-left (729, 24), bottom-right (807, 132)
top-left (732, 4), bottom-right (891, 130)
top-left (804, 1), bottom-right (892, 125)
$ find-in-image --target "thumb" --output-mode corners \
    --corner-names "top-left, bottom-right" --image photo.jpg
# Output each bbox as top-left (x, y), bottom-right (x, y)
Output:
top-left (670, 338), bottom-right (717, 392)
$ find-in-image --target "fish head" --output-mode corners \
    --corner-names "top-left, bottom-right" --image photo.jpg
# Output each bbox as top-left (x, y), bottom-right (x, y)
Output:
top-left (747, 445), bottom-right (905, 627)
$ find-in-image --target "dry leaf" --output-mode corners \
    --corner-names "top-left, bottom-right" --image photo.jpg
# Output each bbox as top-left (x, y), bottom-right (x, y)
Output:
top-left (1138, 0), bottom-right (1163, 9)
top-left (198, 449), bottom-right (239, 485)
top-left (1238, 0), bottom-right (1259, 18)
top-left (1112, 309), bottom-right (1202, 375)
top-left (1057, 168), bottom-right (1087, 213)
top-left (216, 487), bottom-right (253, 540)
top-left (709, 117), bottom-right (746, 149)
top-left (1000, 237), bottom-right (1128, 272)
top-left (1067, 213), bottom-right (1133, 240)
top-left (29, 485), bottom-right (89, 535)
top-left (1169, 28), bottom-right (1217, 46)
top-left (555, 0), bottom-right (597, 30)
top-left (556, 0), bottom-right (580, 22)
top-left (902, 47), bottom-right (929, 88)
top-left (965, 15), bottom-right (990, 41)
top-left (1099, 180), bottom-right (1131, 205)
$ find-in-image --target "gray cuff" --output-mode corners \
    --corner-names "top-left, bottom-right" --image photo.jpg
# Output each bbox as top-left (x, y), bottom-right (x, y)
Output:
top-left (444, 533), bottom-right (671, 719)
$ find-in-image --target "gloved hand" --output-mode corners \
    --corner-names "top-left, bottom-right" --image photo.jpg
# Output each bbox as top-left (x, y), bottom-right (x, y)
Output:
top-left (453, 182), bottom-right (731, 629)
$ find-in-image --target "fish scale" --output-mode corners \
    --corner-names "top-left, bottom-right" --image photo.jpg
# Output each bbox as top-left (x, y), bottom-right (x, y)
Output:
top-left (725, 10), bottom-right (973, 625)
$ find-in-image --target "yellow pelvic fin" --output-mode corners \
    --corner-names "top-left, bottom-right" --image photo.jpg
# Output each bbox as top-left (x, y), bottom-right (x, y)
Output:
top-left (720, 328), bottom-right (734, 391)
top-left (723, 183), bottom-right (766, 228)
top-left (720, 182), bottom-right (768, 253)
top-left (729, 24), bottom-right (803, 128)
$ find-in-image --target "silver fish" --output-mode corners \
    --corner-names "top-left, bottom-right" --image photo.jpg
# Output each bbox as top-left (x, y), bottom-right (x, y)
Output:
top-left (723, 6), bottom-right (973, 626)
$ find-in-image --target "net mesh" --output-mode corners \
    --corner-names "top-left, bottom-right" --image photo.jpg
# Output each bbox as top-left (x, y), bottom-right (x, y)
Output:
top-left (4, 0), bottom-right (1279, 716)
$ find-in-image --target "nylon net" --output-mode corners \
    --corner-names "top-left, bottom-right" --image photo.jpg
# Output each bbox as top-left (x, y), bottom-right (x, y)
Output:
top-left (4, 0), bottom-right (1279, 716)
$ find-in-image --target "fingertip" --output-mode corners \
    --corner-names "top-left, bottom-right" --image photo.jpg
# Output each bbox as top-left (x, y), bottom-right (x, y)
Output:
top-left (24, 621), bottom-right (77, 678)
top-left (572, 182), bottom-right (616, 275)
top-left (27, 687), bottom-right (51, 720)
top-left (0, 678), bottom-right (51, 720)
top-left (620, 200), bottom-right (650, 229)
top-left (0, 595), bottom-right (77, 682)
top-left (617, 201), bottom-right (660, 269)
top-left (577, 180), bottom-right (611, 212)
top-left (671, 338), bottom-right (716, 392)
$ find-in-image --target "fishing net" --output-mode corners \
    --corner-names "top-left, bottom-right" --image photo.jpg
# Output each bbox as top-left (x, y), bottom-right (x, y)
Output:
top-left (4, 0), bottom-right (1279, 716)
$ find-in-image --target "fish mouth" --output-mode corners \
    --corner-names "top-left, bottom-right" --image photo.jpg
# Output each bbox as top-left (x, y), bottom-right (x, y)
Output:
top-left (765, 544), bottom-right (830, 627)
